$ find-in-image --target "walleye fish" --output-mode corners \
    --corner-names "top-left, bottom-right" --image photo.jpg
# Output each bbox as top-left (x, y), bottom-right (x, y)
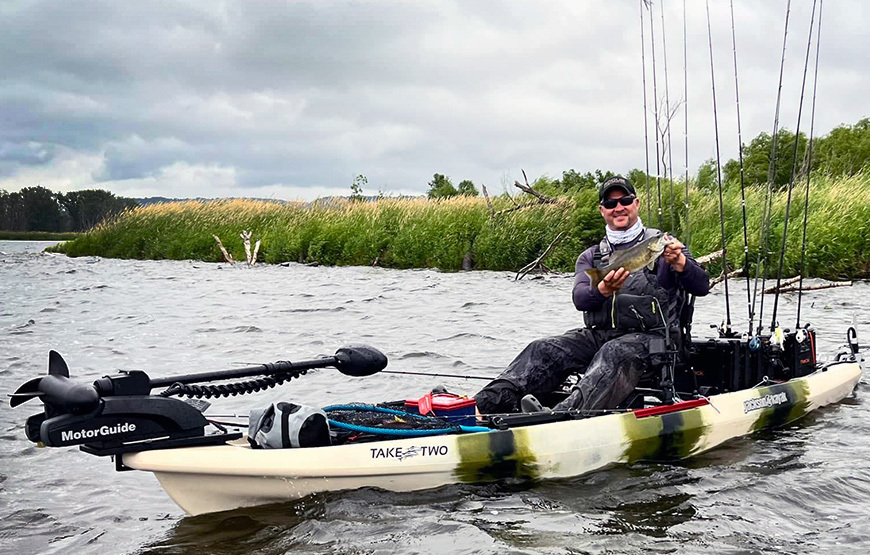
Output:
top-left (585, 233), bottom-right (676, 289)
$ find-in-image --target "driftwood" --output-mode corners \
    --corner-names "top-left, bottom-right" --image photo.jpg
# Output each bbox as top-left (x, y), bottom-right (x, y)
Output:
top-left (709, 268), bottom-right (743, 289)
top-left (763, 276), bottom-right (853, 294)
top-left (515, 231), bottom-right (565, 281)
top-left (213, 231), bottom-right (260, 267)
top-left (696, 249), bottom-right (724, 265)
top-left (240, 230), bottom-right (260, 266)
top-left (213, 235), bottom-right (235, 265)
top-left (762, 276), bottom-right (801, 294)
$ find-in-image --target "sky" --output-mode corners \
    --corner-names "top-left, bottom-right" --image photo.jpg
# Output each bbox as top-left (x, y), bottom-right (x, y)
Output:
top-left (0, 0), bottom-right (866, 201)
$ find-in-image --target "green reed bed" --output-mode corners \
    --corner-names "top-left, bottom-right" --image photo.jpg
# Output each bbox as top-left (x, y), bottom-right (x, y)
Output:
top-left (50, 173), bottom-right (870, 280)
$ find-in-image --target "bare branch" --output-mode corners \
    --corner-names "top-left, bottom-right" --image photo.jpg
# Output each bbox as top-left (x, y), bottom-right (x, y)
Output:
top-left (515, 232), bottom-right (565, 280)
top-left (696, 249), bottom-right (724, 264)
top-left (213, 235), bottom-right (235, 265)
top-left (481, 183), bottom-right (495, 218)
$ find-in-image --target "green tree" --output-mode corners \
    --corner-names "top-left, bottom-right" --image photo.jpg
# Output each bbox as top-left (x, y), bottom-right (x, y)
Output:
top-left (456, 179), bottom-right (479, 196)
top-left (350, 174), bottom-right (367, 202)
top-left (427, 173), bottom-right (458, 198)
top-left (627, 169), bottom-right (653, 195)
top-left (19, 186), bottom-right (64, 232)
top-left (556, 169), bottom-right (614, 192)
top-left (58, 189), bottom-right (138, 231)
top-left (812, 118), bottom-right (870, 176)
top-left (723, 128), bottom-right (808, 189)
top-left (696, 159), bottom-right (718, 193)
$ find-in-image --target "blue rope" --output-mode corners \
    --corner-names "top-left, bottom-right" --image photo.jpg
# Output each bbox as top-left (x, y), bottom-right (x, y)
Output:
top-left (323, 404), bottom-right (489, 437)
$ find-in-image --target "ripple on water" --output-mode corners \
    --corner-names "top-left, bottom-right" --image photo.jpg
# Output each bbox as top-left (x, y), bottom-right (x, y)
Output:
top-left (2, 249), bottom-right (869, 555)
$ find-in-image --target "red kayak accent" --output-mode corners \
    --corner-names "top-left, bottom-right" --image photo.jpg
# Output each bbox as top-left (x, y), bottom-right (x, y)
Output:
top-left (633, 398), bottom-right (710, 418)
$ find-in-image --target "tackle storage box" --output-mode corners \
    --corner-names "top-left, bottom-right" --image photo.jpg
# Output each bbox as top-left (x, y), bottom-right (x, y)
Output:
top-left (405, 393), bottom-right (476, 426)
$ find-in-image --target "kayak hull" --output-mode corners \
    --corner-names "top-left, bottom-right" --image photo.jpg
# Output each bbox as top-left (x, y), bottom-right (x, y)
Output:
top-left (123, 361), bottom-right (861, 516)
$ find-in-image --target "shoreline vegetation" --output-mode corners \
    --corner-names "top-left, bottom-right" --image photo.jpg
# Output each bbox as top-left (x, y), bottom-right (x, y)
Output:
top-left (47, 173), bottom-right (869, 281)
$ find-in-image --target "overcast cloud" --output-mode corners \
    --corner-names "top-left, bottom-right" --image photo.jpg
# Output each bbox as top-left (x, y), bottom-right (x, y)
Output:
top-left (0, 0), bottom-right (866, 200)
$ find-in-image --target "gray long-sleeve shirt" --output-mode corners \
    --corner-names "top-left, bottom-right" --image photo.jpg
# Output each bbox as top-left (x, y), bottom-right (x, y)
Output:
top-left (572, 236), bottom-right (710, 317)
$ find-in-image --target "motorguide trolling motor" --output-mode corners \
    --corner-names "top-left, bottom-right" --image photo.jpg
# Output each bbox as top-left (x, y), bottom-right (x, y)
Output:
top-left (9, 345), bottom-right (388, 458)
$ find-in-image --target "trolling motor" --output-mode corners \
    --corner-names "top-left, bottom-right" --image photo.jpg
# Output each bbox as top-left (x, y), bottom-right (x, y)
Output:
top-left (9, 345), bottom-right (388, 456)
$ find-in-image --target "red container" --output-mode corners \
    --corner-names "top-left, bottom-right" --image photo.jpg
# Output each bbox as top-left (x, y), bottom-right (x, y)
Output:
top-left (405, 393), bottom-right (477, 426)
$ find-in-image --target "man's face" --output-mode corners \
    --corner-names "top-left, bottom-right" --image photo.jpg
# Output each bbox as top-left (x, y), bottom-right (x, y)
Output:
top-left (599, 188), bottom-right (640, 231)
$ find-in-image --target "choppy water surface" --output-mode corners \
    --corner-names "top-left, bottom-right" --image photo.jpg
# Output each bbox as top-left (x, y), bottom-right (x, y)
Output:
top-left (1, 240), bottom-right (868, 555)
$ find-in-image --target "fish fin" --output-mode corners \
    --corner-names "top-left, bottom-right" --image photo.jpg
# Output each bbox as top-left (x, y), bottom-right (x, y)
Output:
top-left (585, 268), bottom-right (602, 290)
top-left (647, 260), bottom-right (656, 271)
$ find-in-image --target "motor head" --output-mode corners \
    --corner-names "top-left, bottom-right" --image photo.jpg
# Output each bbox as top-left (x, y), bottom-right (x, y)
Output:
top-left (333, 344), bottom-right (388, 377)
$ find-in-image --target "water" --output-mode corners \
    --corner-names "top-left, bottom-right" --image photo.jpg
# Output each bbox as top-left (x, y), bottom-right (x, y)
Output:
top-left (1, 240), bottom-right (868, 555)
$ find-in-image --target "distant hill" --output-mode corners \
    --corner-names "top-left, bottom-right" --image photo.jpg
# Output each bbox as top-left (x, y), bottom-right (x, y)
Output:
top-left (133, 196), bottom-right (290, 206)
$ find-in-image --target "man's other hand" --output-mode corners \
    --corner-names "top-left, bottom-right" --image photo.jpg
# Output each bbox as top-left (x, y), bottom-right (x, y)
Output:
top-left (598, 267), bottom-right (630, 296)
top-left (663, 240), bottom-right (687, 272)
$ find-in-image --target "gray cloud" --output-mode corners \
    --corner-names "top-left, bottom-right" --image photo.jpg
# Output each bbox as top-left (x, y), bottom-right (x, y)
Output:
top-left (0, 0), bottom-right (866, 199)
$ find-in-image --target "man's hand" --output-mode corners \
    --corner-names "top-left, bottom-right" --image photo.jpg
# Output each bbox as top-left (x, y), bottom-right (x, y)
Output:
top-left (663, 239), bottom-right (687, 272)
top-left (597, 267), bottom-right (630, 297)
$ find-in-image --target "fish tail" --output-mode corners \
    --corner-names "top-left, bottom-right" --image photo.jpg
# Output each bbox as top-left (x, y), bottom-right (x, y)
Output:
top-left (585, 268), bottom-right (602, 290)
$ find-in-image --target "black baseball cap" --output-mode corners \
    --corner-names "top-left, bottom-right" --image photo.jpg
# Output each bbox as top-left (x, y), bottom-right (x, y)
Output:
top-left (599, 176), bottom-right (636, 202)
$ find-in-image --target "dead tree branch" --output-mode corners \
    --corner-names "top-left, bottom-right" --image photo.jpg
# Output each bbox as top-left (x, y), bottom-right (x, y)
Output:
top-left (709, 268), bottom-right (743, 289)
top-left (764, 277), bottom-right (853, 294)
top-left (481, 184), bottom-right (495, 218)
top-left (213, 235), bottom-right (235, 265)
top-left (696, 249), bottom-right (724, 265)
top-left (762, 276), bottom-right (801, 294)
top-left (515, 231), bottom-right (565, 281)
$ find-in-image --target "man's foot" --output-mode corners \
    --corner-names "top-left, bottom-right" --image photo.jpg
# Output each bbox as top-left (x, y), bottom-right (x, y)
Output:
top-left (521, 394), bottom-right (548, 413)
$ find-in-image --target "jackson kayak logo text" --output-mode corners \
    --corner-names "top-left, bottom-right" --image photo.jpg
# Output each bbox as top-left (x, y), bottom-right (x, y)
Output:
top-left (370, 445), bottom-right (449, 461)
top-left (60, 422), bottom-right (137, 442)
top-left (743, 392), bottom-right (789, 414)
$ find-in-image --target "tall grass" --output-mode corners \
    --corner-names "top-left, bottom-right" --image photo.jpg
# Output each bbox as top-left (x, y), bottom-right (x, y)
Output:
top-left (51, 173), bottom-right (870, 280)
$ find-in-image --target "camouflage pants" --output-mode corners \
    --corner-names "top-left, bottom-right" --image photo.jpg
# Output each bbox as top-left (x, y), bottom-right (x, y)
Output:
top-left (473, 328), bottom-right (665, 414)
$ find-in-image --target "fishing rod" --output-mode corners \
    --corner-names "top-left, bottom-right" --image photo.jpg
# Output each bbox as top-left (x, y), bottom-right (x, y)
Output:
top-left (729, 0), bottom-right (754, 336)
top-left (640, 0), bottom-right (654, 224)
top-left (753, 0), bottom-right (792, 335)
top-left (647, 0), bottom-right (664, 230)
top-left (682, 0), bottom-right (690, 249)
top-left (797, 0), bottom-right (824, 328)
top-left (705, 0), bottom-right (733, 335)
top-left (770, 0), bottom-right (818, 332)
top-left (659, 0), bottom-right (676, 232)
top-left (382, 369), bottom-right (494, 381)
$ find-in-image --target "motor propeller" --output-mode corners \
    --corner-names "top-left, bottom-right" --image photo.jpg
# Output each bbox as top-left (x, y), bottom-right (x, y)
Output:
top-left (10, 351), bottom-right (100, 414)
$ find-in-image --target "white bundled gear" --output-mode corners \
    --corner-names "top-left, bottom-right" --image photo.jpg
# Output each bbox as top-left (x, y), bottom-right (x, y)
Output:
top-left (248, 402), bottom-right (331, 449)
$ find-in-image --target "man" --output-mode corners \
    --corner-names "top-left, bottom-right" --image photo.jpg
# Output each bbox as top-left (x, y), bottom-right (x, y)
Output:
top-left (474, 175), bottom-right (709, 415)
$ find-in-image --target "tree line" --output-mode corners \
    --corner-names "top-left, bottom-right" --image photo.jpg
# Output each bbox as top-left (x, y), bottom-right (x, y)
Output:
top-left (536, 117), bottom-right (870, 195)
top-left (0, 186), bottom-right (139, 232)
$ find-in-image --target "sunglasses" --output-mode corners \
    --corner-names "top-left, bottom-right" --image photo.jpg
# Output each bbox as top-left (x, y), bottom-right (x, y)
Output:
top-left (600, 195), bottom-right (636, 209)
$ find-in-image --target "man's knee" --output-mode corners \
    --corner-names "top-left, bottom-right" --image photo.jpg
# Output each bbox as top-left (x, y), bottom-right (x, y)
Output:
top-left (474, 379), bottom-right (521, 414)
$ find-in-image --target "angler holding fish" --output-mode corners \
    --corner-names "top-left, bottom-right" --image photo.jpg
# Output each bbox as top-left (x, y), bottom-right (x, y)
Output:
top-left (475, 176), bottom-right (710, 415)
